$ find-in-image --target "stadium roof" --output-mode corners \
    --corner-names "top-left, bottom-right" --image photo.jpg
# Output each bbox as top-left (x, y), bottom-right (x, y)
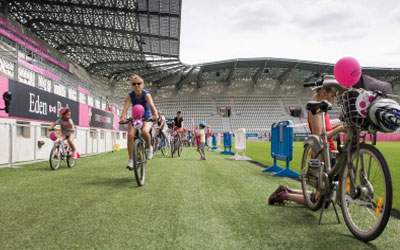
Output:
top-left (1, 0), bottom-right (400, 89)
top-left (2, 0), bottom-right (187, 81)
top-left (189, 57), bottom-right (400, 88)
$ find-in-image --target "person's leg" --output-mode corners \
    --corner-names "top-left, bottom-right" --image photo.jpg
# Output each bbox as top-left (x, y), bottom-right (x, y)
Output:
top-left (142, 122), bottom-right (154, 159)
top-left (201, 148), bottom-right (206, 160)
top-left (67, 135), bottom-right (76, 152)
top-left (283, 193), bottom-right (306, 205)
top-left (127, 125), bottom-right (137, 160)
top-left (141, 122), bottom-right (152, 148)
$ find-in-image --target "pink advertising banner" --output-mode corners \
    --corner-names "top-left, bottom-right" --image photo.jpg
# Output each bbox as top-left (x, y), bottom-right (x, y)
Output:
top-left (0, 76), bottom-right (9, 118)
top-left (18, 58), bottom-right (60, 81)
top-left (0, 25), bottom-right (69, 72)
top-left (79, 103), bottom-right (91, 127)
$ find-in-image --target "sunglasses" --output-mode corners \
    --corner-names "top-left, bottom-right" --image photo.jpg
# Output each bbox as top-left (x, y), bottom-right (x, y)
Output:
top-left (131, 82), bottom-right (142, 86)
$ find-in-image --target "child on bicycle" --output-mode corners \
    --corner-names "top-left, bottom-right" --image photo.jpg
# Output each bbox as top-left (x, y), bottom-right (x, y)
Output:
top-left (49, 107), bottom-right (77, 159)
top-left (120, 74), bottom-right (159, 169)
top-left (197, 122), bottom-right (207, 160)
top-left (173, 111), bottom-right (184, 141)
top-left (269, 75), bottom-right (346, 205)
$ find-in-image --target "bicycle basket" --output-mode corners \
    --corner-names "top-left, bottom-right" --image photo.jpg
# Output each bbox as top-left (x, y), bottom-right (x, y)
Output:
top-left (337, 88), bottom-right (376, 129)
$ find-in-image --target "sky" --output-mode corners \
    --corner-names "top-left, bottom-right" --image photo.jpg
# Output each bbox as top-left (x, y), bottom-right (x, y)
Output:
top-left (180, 0), bottom-right (400, 68)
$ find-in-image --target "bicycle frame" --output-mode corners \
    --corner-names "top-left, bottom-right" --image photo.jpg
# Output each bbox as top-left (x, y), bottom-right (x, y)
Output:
top-left (309, 110), bottom-right (364, 199)
top-left (53, 136), bottom-right (71, 157)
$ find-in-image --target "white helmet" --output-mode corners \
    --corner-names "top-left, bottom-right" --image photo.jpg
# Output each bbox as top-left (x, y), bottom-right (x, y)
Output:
top-left (368, 98), bottom-right (400, 132)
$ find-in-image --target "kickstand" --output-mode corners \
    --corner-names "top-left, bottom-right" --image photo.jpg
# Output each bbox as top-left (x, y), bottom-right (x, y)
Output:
top-left (319, 196), bottom-right (341, 225)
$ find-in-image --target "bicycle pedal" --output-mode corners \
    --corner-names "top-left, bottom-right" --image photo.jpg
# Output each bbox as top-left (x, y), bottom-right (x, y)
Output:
top-left (309, 159), bottom-right (322, 169)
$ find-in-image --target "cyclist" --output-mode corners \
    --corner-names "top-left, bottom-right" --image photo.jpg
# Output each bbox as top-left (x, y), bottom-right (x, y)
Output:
top-left (269, 75), bottom-right (346, 205)
top-left (49, 107), bottom-right (77, 159)
top-left (156, 111), bottom-right (168, 145)
top-left (173, 111), bottom-right (184, 141)
top-left (120, 74), bottom-right (159, 169)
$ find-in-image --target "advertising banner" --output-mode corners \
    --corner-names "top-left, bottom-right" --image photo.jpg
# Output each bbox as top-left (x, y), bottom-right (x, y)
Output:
top-left (89, 107), bottom-right (114, 129)
top-left (8, 80), bottom-right (79, 123)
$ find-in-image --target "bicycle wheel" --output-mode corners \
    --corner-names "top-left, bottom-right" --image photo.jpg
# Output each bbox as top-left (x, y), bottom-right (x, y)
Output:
top-left (49, 145), bottom-right (61, 170)
top-left (178, 141), bottom-right (182, 157)
top-left (340, 143), bottom-right (392, 242)
top-left (160, 138), bottom-right (167, 156)
top-left (300, 143), bottom-right (325, 211)
top-left (171, 139), bottom-right (176, 158)
top-left (133, 139), bottom-right (146, 186)
top-left (66, 150), bottom-right (76, 168)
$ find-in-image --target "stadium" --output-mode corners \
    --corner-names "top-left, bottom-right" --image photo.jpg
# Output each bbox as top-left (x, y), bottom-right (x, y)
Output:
top-left (0, 0), bottom-right (400, 249)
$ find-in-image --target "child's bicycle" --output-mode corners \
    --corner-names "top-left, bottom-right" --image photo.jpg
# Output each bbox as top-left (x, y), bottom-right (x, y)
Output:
top-left (120, 118), bottom-right (147, 186)
top-left (170, 131), bottom-right (182, 158)
top-left (301, 81), bottom-right (393, 242)
top-left (49, 130), bottom-right (76, 170)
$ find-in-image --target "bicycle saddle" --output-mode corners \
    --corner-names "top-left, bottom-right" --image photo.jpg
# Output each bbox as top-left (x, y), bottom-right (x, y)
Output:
top-left (306, 100), bottom-right (332, 115)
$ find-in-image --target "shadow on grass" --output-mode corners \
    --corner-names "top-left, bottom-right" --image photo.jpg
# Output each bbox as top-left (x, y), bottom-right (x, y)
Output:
top-left (84, 177), bottom-right (140, 188)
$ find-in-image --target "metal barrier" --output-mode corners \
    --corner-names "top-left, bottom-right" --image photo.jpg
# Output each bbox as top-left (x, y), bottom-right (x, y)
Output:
top-left (0, 121), bottom-right (127, 167)
top-left (232, 128), bottom-right (251, 160)
top-left (221, 132), bottom-right (234, 155)
top-left (263, 120), bottom-right (299, 178)
top-left (211, 134), bottom-right (218, 150)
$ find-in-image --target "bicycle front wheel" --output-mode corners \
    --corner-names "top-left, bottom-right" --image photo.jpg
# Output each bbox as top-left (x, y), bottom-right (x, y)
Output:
top-left (340, 143), bottom-right (392, 242)
top-left (67, 151), bottom-right (76, 168)
top-left (133, 140), bottom-right (146, 186)
top-left (171, 140), bottom-right (176, 158)
top-left (178, 141), bottom-right (182, 157)
top-left (49, 145), bottom-right (61, 170)
top-left (160, 138), bottom-right (167, 156)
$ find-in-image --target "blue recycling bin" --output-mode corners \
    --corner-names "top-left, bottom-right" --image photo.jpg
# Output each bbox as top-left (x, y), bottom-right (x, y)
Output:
top-left (263, 120), bottom-right (299, 178)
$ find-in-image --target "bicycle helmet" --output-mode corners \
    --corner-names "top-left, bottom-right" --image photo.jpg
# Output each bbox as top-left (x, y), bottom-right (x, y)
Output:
top-left (199, 122), bottom-right (206, 127)
top-left (368, 98), bottom-right (400, 132)
top-left (59, 107), bottom-right (70, 118)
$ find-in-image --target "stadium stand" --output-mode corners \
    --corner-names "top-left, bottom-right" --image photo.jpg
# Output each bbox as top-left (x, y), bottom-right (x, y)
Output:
top-left (1, 0), bottom-right (400, 137)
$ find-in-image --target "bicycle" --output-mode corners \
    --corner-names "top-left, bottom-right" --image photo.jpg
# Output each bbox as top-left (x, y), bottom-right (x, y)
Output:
top-left (300, 81), bottom-right (393, 242)
top-left (170, 131), bottom-right (182, 158)
top-left (159, 130), bottom-right (169, 156)
top-left (49, 130), bottom-right (76, 170)
top-left (120, 118), bottom-right (147, 186)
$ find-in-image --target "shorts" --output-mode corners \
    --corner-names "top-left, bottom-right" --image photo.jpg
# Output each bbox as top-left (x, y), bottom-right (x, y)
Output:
top-left (197, 142), bottom-right (205, 151)
top-left (174, 127), bottom-right (183, 132)
top-left (62, 131), bottom-right (73, 139)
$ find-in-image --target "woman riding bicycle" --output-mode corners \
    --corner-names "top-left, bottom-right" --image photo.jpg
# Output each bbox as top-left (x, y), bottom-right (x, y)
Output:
top-left (269, 75), bottom-right (346, 205)
top-left (121, 74), bottom-right (159, 169)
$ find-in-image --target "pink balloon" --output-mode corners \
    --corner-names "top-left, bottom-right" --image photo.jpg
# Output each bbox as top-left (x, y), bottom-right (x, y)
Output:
top-left (132, 104), bottom-right (145, 119)
top-left (49, 132), bottom-right (58, 141)
top-left (334, 57), bottom-right (362, 87)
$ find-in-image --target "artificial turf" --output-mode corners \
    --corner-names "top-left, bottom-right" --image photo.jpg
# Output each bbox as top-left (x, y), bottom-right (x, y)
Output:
top-left (245, 141), bottom-right (400, 210)
top-left (0, 147), bottom-right (400, 250)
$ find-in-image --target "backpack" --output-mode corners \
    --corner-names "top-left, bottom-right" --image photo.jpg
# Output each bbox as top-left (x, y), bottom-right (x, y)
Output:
top-left (353, 74), bottom-right (393, 95)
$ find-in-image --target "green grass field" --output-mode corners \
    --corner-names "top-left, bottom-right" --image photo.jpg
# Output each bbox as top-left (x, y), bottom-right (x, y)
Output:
top-left (1, 147), bottom-right (400, 249)
top-left (245, 141), bottom-right (400, 210)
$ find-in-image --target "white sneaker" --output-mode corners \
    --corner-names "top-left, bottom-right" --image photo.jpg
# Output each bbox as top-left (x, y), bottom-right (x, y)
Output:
top-left (126, 159), bottom-right (134, 170)
top-left (147, 147), bottom-right (154, 160)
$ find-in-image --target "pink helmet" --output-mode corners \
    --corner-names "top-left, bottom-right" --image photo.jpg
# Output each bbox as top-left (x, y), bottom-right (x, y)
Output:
top-left (59, 107), bottom-right (70, 118)
top-left (49, 132), bottom-right (58, 141)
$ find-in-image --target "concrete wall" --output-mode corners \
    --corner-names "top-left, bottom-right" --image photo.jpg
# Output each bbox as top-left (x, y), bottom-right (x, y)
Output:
top-left (0, 117), bottom-right (128, 166)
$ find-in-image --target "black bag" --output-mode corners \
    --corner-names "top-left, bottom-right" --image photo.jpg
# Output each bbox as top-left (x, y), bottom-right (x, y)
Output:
top-left (353, 74), bottom-right (393, 95)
